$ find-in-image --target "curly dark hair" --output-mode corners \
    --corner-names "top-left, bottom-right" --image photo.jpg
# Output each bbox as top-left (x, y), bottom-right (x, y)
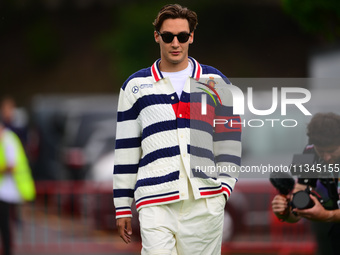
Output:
top-left (153, 4), bottom-right (198, 32)
top-left (307, 112), bottom-right (340, 146)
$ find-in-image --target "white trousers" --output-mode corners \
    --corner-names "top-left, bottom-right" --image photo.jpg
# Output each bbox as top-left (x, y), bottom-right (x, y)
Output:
top-left (139, 189), bottom-right (225, 255)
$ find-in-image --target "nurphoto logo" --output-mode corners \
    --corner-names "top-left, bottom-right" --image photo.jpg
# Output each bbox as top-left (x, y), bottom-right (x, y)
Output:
top-left (198, 79), bottom-right (312, 128)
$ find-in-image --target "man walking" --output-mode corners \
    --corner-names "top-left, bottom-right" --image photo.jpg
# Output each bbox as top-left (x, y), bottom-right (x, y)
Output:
top-left (113, 4), bottom-right (241, 254)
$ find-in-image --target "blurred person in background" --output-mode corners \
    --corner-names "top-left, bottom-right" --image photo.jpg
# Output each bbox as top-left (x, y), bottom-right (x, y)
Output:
top-left (0, 118), bottom-right (36, 255)
top-left (0, 96), bottom-right (30, 242)
top-left (0, 96), bottom-right (28, 148)
top-left (113, 4), bottom-right (241, 255)
top-left (272, 113), bottom-right (340, 255)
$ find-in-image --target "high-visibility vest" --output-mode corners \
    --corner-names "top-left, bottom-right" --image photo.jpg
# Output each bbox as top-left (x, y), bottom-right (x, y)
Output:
top-left (0, 129), bottom-right (36, 201)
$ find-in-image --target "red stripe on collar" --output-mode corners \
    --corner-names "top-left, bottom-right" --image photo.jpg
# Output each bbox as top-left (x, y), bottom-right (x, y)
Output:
top-left (152, 61), bottom-right (161, 82)
top-left (195, 60), bottom-right (201, 80)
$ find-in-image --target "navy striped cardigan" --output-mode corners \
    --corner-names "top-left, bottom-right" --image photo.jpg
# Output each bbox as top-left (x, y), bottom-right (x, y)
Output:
top-left (113, 57), bottom-right (242, 219)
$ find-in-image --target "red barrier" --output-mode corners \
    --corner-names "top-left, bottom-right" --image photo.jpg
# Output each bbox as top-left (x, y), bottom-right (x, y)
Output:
top-left (6, 180), bottom-right (316, 255)
top-left (222, 181), bottom-right (316, 254)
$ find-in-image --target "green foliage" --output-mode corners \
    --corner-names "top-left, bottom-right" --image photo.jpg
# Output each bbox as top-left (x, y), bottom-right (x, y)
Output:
top-left (25, 19), bottom-right (61, 66)
top-left (98, 2), bottom-right (167, 85)
top-left (281, 0), bottom-right (340, 40)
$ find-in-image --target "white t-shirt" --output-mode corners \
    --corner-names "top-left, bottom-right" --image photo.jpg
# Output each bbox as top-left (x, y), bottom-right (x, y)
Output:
top-left (0, 129), bottom-right (22, 203)
top-left (161, 62), bottom-right (193, 98)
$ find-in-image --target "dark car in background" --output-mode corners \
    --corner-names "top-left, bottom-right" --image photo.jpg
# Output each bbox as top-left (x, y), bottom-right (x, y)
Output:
top-left (58, 96), bottom-right (118, 181)
top-left (30, 94), bottom-right (118, 181)
top-left (29, 94), bottom-right (127, 230)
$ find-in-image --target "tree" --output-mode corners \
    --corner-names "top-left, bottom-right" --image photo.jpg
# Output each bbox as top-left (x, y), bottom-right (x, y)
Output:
top-left (281, 0), bottom-right (340, 41)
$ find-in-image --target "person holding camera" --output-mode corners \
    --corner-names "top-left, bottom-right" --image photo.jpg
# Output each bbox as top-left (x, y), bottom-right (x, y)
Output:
top-left (272, 112), bottom-right (340, 255)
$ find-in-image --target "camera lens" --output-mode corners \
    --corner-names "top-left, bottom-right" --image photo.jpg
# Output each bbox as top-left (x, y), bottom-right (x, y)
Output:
top-left (292, 190), bottom-right (314, 209)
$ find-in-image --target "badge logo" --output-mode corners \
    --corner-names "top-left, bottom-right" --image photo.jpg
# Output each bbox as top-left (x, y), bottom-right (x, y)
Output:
top-left (206, 77), bottom-right (217, 88)
top-left (197, 77), bottom-right (222, 106)
top-left (132, 86), bottom-right (139, 94)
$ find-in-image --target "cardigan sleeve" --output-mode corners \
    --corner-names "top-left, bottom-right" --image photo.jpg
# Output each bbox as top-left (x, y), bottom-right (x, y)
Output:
top-left (113, 86), bottom-right (142, 219)
top-left (213, 81), bottom-right (242, 200)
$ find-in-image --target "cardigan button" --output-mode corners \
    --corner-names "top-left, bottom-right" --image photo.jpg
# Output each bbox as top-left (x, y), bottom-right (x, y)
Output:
top-left (171, 96), bottom-right (175, 100)
top-left (179, 114), bottom-right (182, 118)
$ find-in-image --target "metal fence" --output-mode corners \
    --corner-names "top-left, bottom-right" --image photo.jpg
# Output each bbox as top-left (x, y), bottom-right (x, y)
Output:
top-left (4, 181), bottom-right (316, 255)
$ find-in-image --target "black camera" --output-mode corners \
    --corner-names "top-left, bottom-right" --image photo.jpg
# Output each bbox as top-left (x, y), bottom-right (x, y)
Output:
top-left (270, 152), bottom-right (336, 211)
top-left (269, 168), bottom-right (324, 210)
top-left (291, 186), bottom-right (323, 210)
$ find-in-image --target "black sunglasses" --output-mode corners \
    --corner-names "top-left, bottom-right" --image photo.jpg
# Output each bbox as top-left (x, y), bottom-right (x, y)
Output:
top-left (157, 31), bottom-right (191, 43)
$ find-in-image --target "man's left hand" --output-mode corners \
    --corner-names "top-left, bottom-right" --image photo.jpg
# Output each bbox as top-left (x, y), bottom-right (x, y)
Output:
top-left (292, 194), bottom-right (332, 222)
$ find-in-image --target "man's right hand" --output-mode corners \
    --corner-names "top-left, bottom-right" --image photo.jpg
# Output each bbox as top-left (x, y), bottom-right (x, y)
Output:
top-left (272, 194), bottom-right (301, 223)
top-left (116, 217), bottom-right (132, 244)
top-left (271, 194), bottom-right (289, 216)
